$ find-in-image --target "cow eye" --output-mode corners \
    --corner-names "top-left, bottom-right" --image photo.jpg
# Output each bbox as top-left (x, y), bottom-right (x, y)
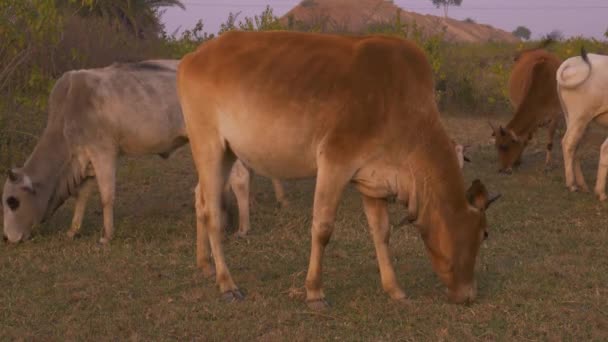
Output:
top-left (6, 196), bottom-right (19, 211)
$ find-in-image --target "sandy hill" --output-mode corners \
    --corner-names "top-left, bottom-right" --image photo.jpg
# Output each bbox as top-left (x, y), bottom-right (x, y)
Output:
top-left (280, 0), bottom-right (519, 43)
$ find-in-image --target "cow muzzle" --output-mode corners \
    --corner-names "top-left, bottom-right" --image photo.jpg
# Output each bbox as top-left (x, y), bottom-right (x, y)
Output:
top-left (447, 281), bottom-right (477, 304)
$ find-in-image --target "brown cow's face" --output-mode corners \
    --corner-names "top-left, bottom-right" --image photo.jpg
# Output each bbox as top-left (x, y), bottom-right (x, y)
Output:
top-left (491, 125), bottom-right (524, 174)
top-left (424, 179), bottom-right (500, 304)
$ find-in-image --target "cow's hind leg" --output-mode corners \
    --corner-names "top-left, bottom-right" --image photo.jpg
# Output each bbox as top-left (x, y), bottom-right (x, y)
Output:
top-left (194, 183), bottom-right (215, 278)
top-left (87, 149), bottom-right (117, 244)
top-left (595, 138), bottom-right (608, 201)
top-left (561, 119), bottom-right (588, 192)
top-left (67, 179), bottom-right (95, 239)
top-left (228, 160), bottom-right (251, 237)
top-left (305, 163), bottom-right (352, 310)
top-left (272, 179), bottom-right (289, 208)
top-left (362, 195), bottom-right (405, 302)
top-left (196, 147), bottom-right (242, 301)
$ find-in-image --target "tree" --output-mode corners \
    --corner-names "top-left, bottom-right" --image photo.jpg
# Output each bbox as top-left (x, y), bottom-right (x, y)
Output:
top-left (512, 26), bottom-right (531, 40)
top-left (545, 29), bottom-right (564, 41)
top-left (61, 0), bottom-right (185, 38)
top-left (431, 0), bottom-right (463, 19)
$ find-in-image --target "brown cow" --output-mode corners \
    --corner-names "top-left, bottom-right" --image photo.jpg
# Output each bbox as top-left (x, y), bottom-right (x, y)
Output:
top-left (490, 44), bottom-right (563, 173)
top-left (177, 31), bottom-right (500, 308)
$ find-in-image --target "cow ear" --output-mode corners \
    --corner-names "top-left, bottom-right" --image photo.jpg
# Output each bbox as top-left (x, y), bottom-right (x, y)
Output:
top-left (21, 174), bottom-right (35, 194)
top-left (466, 179), bottom-right (500, 211)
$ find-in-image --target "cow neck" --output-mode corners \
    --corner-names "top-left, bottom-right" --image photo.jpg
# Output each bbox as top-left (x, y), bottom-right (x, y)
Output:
top-left (22, 117), bottom-right (84, 219)
top-left (397, 123), bottom-right (470, 243)
top-left (506, 104), bottom-right (541, 139)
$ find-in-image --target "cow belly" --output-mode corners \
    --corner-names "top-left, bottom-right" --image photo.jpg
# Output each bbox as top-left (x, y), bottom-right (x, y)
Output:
top-left (219, 115), bottom-right (318, 179)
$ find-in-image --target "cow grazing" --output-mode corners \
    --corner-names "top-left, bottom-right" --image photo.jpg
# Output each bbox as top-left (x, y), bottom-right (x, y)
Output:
top-left (177, 31), bottom-right (500, 308)
top-left (2, 60), bottom-right (285, 244)
top-left (557, 48), bottom-right (608, 200)
top-left (490, 44), bottom-right (563, 173)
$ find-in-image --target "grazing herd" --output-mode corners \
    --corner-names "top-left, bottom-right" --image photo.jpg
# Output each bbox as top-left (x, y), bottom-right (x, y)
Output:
top-left (1, 31), bottom-right (606, 309)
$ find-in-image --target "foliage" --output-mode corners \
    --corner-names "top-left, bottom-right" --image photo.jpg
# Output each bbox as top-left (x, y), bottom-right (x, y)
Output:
top-left (512, 26), bottom-right (531, 40)
top-left (58, 0), bottom-right (185, 38)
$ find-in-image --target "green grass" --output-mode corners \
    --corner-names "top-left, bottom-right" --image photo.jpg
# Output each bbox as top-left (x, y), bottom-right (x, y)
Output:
top-left (1, 113), bottom-right (607, 341)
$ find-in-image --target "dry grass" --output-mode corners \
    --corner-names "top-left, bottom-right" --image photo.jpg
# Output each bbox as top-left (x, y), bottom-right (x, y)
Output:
top-left (1, 113), bottom-right (608, 340)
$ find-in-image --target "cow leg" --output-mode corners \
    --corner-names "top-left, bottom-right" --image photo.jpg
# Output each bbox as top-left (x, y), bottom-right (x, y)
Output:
top-left (594, 138), bottom-right (608, 201)
top-left (272, 179), bottom-right (289, 208)
top-left (305, 164), bottom-right (351, 310)
top-left (544, 118), bottom-right (559, 170)
top-left (87, 150), bottom-right (117, 244)
top-left (196, 148), bottom-right (242, 300)
top-left (561, 120), bottom-right (588, 192)
top-left (362, 195), bottom-right (406, 301)
top-left (228, 160), bottom-right (251, 237)
top-left (66, 178), bottom-right (95, 239)
top-left (574, 157), bottom-right (589, 192)
top-left (194, 183), bottom-right (216, 278)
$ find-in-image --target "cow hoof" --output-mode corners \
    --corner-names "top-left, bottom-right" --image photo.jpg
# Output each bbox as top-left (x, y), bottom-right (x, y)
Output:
top-left (98, 237), bottom-right (111, 245)
top-left (596, 192), bottom-right (607, 201)
top-left (278, 200), bottom-right (290, 209)
top-left (568, 185), bottom-right (578, 193)
top-left (394, 296), bottom-right (410, 306)
top-left (306, 298), bottom-right (330, 310)
top-left (235, 231), bottom-right (248, 239)
top-left (222, 289), bottom-right (245, 302)
top-left (66, 230), bottom-right (80, 240)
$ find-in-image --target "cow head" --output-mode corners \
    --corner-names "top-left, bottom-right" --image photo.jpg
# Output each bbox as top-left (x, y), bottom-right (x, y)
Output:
top-left (424, 179), bottom-right (501, 304)
top-left (2, 169), bottom-right (45, 243)
top-left (489, 122), bottom-right (524, 174)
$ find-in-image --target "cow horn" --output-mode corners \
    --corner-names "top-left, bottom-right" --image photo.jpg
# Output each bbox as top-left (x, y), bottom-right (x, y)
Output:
top-left (486, 193), bottom-right (502, 209)
top-left (7, 169), bottom-right (20, 183)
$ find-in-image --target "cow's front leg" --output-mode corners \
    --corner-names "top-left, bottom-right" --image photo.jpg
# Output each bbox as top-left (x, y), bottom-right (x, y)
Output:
top-left (362, 195), bottom-right (405, 302)
top-left (595, 138), bottom-right (608, 201)
top-left (67, 179), bottom-right (95, 239)
top-left (305, 164), bottom-right (350, 310)
top-left (88, 150), bottom-right (117, 244)
top-left (561, 121), bottom-right (587, 192)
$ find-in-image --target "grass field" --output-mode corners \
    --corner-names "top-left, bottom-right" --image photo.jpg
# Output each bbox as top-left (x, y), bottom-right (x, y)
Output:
top-left (1, 113), bottom-right (607, 341)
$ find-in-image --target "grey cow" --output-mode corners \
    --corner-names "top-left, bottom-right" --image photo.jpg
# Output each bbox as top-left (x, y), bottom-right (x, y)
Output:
top-left (2, 60), bottom-right (286, 244)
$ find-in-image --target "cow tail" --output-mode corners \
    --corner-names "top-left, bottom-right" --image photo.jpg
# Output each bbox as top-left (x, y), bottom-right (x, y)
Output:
top-left (556, 46), bottom-right (592, 89)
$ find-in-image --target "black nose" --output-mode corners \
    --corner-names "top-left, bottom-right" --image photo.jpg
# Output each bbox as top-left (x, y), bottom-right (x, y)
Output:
top-left (484, 231), bottom-right (489, 240)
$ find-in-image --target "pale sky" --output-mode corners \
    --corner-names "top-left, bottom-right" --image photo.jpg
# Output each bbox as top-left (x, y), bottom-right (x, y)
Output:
top-left (161, 0), bottom-right (608, 40)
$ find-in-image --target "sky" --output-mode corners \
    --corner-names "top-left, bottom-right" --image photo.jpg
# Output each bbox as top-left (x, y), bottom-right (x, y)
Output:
top-left (161, 0), bottom-right (608, 40)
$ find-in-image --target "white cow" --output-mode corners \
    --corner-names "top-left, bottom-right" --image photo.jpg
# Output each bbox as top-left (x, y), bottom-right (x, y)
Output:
top-left (2, 60), bottom-right (286, 243)
top-left (557, 48), bottom-right (608, 200)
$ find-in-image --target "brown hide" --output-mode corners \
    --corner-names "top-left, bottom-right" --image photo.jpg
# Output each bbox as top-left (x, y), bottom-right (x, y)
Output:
top-left (178, 31), bottom-right (497, 306)
top-left (493, 49), bottom-right (563, 172)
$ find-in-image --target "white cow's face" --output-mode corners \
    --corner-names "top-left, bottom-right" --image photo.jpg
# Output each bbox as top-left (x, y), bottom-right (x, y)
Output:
top-left (2, 169), bottom-right (43, 243)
